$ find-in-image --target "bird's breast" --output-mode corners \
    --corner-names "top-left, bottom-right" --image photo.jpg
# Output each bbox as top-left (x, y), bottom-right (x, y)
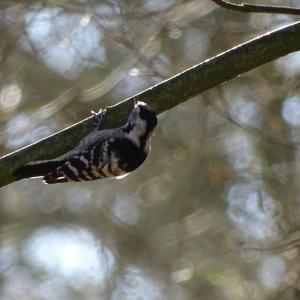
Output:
top-left (109, 137), bottom-right (148, 173)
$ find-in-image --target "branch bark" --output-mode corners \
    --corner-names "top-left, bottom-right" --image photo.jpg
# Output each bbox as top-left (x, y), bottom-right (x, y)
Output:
top-left (1, 21), bottom-right (300, 187)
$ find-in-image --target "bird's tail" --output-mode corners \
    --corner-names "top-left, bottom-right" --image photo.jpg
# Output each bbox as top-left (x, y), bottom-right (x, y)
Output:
top-left (14, 160), bottom-right (65, 180)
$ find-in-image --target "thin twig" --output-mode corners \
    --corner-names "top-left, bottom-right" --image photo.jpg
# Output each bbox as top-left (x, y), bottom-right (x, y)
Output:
top-left (211, 0), bottom-right (300, 15)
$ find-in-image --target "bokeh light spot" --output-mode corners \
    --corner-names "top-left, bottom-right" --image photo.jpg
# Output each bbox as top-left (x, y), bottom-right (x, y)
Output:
top-left (0, 84), bottom-right (22, 113)
top-left (282, 96), bottom-right (300, 126)
top-left (23, 226), bottom-right (115, 285)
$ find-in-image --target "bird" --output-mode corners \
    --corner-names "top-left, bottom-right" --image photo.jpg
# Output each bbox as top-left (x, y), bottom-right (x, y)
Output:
top-left (13, 101), bottom-right (157, 184)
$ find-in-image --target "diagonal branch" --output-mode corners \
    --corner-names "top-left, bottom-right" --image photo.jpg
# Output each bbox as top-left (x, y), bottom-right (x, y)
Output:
top-left (1, 21), bottom-right (300, 187)
top-left (211, 0), bottom-right (300, 15)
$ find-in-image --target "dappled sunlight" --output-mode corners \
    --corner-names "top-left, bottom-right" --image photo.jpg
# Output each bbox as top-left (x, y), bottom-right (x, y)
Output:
top-left (111, 265), bottom-right (164, 300)
top-left (25, 7), bottom-right (107, 79)
top-left (183, 28), bottom-right (210, 64)
top-left (0, 84), bottom-right (22, 114)
top-left (112, 194), bottom-right (141, 225)
top-left (0, 89), bottom-right (76, 148)
top-left (282, 95), bottom-right (300, 127)
top-left (230, 98), bottom-right (261, 127)
top-left (258, 256), bottom-right (286, 289)
top-left (144, 0), bottom-right (175, 12)
top-left (64, 186), bottom-right (95, 215)
top-left (276, 51), bottom-right (300, 77)
top-left (111, 69), bottom-right (151, 100)
top-left (226, 182), bottom-right (281, 240)
top-left (224, 131), bottom-right (260, 172)
top-left (0, 240), bottom-right (18, 274)
top-left (23, 226), bottom-right (115, 285)
top-left (171, 264), bottom-right (194, 283)
top-left (4, 113), bottom-right (55, 149)
top-left (222, 82), bottom-right (262, 128)
top-left (2, 1), bottom-right (300, 299)
top-left (0, 226), bottom-right (116, 300)
top-left (94, 3), bottom-right (121, 29)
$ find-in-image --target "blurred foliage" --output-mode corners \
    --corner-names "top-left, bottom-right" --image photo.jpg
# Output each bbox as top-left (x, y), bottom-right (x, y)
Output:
top-left (1, 0), bottom-right (300, 299)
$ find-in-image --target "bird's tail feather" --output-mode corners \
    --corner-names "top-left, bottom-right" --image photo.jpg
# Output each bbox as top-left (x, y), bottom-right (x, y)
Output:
top-left (14, 160), bottom-right (65, 180)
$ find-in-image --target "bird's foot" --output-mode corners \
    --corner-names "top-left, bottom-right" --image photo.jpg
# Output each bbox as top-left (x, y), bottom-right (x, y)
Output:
top-left (91, 108), bottom-right (106, 129)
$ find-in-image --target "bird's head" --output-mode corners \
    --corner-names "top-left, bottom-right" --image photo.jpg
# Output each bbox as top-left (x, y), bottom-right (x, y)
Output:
top-left (124, 101), bottom-right (157, 150)
top-left (127, 101), bottom-right (157, 132)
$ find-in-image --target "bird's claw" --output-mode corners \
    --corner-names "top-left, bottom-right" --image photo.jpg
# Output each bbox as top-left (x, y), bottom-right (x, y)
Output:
top-left (91, 108), bottom-right (106, 129)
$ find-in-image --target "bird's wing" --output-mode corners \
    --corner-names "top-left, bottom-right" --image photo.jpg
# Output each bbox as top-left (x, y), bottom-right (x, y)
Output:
top-left (14, 128), bottom-right (117, 182)
top-left (43, 129), bottom-right (128, 184)
top-left (57, 128), bottom-right (116, 160)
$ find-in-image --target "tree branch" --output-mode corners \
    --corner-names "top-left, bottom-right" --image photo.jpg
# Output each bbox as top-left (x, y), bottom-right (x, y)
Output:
top-left (1, 21), bottom-right (300, 187)
top-left (211, 0), bottom-right (300, 15)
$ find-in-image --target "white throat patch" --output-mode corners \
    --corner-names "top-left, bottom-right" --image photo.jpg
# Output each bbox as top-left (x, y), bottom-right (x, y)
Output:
top-left (126, 119), bottom-right (147, 147)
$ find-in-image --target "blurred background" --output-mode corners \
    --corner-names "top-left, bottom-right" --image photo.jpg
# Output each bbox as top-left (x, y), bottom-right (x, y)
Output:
top-left (1, 0), bottom-right (300, 299)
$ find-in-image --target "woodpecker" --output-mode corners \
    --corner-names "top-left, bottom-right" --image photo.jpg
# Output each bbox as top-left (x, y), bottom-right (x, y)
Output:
top-left (14, 101), bottom-right (157, 184)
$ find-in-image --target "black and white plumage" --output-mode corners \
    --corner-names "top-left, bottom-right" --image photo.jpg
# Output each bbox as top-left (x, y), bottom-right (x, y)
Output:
top-left (14, 101), bottom-right (157, 184)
